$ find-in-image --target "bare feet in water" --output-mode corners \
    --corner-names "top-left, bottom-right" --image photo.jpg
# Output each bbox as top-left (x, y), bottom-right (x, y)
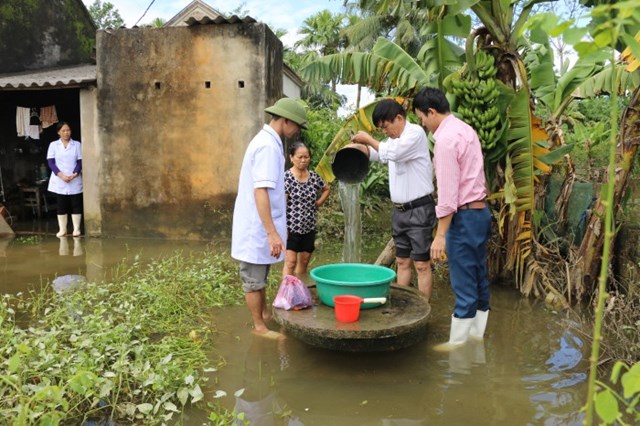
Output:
top-left (252, 329), bottom-right (286, 340)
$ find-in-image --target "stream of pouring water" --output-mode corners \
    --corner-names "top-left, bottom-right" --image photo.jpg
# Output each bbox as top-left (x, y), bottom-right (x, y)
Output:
top-left (338, 181), bottom-right (361, 263)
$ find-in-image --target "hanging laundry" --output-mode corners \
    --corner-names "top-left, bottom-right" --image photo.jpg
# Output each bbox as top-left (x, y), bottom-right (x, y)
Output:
top-left (26, 108), bottom-right (40, 140)
top-left (15, 106), bottom-right (30, 137)
top-left (29, 108), bottom-right (39, 125)
top-left (40, 105), bottom-right (58, 129)
top-left (24, 108), bottom-right (41, 140)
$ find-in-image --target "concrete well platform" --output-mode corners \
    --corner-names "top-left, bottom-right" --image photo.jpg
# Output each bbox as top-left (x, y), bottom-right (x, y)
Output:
top-left (273, 285), bottom-right (431, 352)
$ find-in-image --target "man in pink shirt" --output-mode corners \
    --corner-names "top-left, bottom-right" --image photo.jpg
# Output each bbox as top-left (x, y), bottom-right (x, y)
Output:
top-left (413, 87), bottom-right (492, 349)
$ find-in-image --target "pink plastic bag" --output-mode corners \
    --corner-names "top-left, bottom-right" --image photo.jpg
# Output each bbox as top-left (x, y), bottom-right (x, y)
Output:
top-left (272, 275), bottom-right (313, 310)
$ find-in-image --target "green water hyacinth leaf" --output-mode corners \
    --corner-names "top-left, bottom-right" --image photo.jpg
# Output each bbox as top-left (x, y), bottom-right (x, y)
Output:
top-left (137, 403), bottom-right (153, 414)
top-left (190, 384), bottom-right (204, 403)
top-left (594, 389), bottom-right (618, 424)
top-left (69, 371), bottom-right (98, 395)
top-left (163, 401), bottom-right (179, 412)
top-left (622, 363), bottom-right (640, 399)
top-left (8, 354), bottom-right (20, 372)
top-left (177, 387), bottom-right (189, 406)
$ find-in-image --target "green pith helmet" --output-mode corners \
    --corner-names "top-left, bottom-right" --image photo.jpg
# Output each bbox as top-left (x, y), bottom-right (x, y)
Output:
top-left (264, 98), bottom-right (308, 129)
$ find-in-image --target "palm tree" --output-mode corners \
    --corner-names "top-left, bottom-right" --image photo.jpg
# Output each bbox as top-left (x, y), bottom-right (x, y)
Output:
top-left (295, 10), bottom-right (348, 92)
top-left (341, 0), bottom-right (430, 56)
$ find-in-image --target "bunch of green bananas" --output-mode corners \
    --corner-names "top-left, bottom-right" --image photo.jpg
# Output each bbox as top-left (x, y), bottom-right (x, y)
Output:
top-left (446, 49), bottom-right (503, 152)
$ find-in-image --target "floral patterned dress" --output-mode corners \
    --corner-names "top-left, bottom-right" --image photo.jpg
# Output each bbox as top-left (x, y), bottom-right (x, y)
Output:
top-left (284, 169), bottom-right (326, 235)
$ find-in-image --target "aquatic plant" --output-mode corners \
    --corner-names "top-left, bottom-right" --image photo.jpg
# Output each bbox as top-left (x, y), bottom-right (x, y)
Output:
top-left (0, 250), bottom-right (241, 424)
top-left (593, 361), bottom-right (640, 425)
top-left (14, 236), bottom-right (41, 245)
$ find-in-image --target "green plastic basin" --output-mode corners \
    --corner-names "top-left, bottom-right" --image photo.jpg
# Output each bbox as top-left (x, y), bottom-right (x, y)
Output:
top-left (310, 263), bottom-right (396, 309)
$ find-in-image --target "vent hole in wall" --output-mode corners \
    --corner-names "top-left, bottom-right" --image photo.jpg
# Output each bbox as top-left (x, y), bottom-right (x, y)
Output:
top-left (238, 81), bottom-right (245, 88)
top-left (205, 81), bottom-right (211, 88)
top-left (154, 82), bottom-right (161, 89)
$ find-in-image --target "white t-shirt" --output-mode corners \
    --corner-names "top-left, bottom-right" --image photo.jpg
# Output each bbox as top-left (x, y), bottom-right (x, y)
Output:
top-left (231, 125), bottom-right (286, 264)
top-left (46, 139), bottom-right (83, 195)
top-left (368, 121), bottom-right (434, 204)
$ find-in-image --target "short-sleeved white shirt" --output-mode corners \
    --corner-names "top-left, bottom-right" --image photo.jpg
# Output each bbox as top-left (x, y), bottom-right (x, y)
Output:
top-left (231, 125), bottom-right (286, 264)
top-left (46, 138), bottom-right (83, 195)
top-left (368, 121), bottom-right (434, 204)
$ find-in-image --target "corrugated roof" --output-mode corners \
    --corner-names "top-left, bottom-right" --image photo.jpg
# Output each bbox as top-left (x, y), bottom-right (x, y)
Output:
top-left (184, 15), bottom-right (257, 25)
top-left (0, 64), bottom-right (96, 90)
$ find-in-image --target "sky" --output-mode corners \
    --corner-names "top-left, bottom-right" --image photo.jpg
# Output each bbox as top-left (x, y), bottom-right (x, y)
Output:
top-left (83, 0), bottom-right (347, 46)
top-left (82, 0), bottom-right (374, 112)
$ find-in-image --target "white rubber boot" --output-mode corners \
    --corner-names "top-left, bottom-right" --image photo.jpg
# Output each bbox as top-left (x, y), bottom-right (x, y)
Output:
top-left (56, 215), bottom-right (68, 237)
top-left (469, 310), bottom-right (489, 339)
top-left (433, 316), bottom-right (473, 352)
top-left (72, 214), bottom-right (82, 237)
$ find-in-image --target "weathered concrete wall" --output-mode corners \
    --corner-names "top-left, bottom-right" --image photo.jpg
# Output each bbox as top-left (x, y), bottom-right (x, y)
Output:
top-left (80, 87), bottom-right (100, 235)
top-left (0, 0), bottom-right (95, 73)
top-left (92, 23), bottom-right (282, 239)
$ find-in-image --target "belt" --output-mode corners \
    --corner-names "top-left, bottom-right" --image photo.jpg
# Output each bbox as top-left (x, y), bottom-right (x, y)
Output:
top-left (458, 200), bottom-right (486, 210)
top-left (393, 194), bottom-right (434, 212)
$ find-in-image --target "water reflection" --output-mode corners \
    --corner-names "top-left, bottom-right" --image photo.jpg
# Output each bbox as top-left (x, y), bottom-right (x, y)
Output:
top-left (0, 235), bottom-right (214, 295)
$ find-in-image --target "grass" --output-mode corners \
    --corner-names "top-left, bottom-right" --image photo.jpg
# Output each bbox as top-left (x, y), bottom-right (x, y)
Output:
top-left (0, 249), bottom-right (243, 425)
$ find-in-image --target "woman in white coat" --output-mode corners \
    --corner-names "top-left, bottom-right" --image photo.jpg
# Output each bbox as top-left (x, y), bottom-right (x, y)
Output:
top-left (47, 122), bottom-right (83, 237)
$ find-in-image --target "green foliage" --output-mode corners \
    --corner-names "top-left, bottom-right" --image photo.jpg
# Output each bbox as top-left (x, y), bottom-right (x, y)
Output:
top-left (592, 361), bottom-right (640, 425)
top-left (295, 10), bottom-right (348, 57)
top-left (0, 251), bottom-right (239, 424)
top-left (14, 236), bottom-right (41, 245)
top-left (87, 0), bottom-right (124, 29)
top-left (208, 403), bottom-right (249, 425)
top-left (565, 120), bottom-right (610, 178)
top-left (301, 108), bottom-right (345, 167)
top-left (149, 18), bottom-right (166, 28)
top-left (317, 189), bottom-right (345, 241)
top-left (359, 162), bottom-right (390, 216)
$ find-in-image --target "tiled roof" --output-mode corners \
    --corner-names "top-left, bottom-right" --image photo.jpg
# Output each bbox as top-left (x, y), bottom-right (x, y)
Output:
top-left (184, 15), bottom-right (257, 25)
top-left (0, 64), bottom-right (96, 90)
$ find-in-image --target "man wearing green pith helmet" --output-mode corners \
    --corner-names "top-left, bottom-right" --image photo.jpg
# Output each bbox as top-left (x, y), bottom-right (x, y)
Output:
top-left (231, 97), bottom-right (308, 340)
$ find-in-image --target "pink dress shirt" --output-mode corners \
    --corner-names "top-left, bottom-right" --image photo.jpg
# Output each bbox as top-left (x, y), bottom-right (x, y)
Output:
top-left (433, 114), bottom-right (487, 218)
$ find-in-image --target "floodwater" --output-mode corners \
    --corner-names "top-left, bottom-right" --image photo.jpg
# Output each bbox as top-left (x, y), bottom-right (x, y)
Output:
top-left (0, 230), bottom-right (588, 425)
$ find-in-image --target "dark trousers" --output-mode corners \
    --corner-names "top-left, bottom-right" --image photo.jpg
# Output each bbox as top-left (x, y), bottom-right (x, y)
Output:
top-left (56, 193), bottom-right (83, 215)
top-left (446, 207), bottom-right (492, 318)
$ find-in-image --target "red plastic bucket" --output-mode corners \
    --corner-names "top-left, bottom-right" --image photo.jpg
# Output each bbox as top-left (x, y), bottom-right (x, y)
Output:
top-left (334, 295), bottom-right (362, 322)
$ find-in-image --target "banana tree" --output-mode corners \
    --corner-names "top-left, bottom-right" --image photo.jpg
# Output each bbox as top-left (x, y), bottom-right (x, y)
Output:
top-left (309, 0), bottom-right (566, 293)
top-left (304, 0), bottom-right (638, 300)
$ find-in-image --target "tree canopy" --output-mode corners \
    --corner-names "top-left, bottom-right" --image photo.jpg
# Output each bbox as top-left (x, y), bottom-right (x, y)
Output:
top-left (87, 0), bottom-right (124, 29)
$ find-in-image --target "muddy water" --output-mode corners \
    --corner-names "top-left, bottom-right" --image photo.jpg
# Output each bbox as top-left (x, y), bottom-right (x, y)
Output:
top-left (0, 235), bottom-right (588, 425)
top-left (207, 284), bottom-right (587, 425)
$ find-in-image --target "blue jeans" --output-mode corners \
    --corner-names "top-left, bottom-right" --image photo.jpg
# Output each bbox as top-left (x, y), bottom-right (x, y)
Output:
top-left (446, 207), bottom-right (492, 318)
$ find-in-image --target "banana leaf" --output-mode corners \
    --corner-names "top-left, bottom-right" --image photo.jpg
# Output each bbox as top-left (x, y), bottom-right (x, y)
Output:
top-left (314, 97), bottom-right (406, 183)
top-left (300, 38), bottom-right (429, 95)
